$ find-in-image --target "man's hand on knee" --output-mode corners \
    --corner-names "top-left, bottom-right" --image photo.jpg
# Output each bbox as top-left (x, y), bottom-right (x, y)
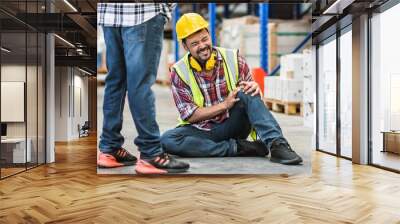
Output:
top-left (222, 88), bottom-right (240, 110)
top-left (239, 81), bottom-right (261, 97)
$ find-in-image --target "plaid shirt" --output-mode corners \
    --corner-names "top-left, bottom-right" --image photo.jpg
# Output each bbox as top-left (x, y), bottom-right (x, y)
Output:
top-left (170, 48), bottom-right (254, 131)
top-left (97, 3), bottom-right (175, 27)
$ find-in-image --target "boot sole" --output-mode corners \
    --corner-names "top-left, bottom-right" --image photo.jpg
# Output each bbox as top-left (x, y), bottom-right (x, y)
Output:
top-left (270, 157), bottom-right (303, 165)
top-left (135, 167), bottom-right (189, 174)
top-left (97, 161), bottom-right (137, 168)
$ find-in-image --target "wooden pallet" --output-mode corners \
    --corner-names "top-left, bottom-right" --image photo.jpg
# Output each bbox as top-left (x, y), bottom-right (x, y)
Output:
top-left (264, 98), bottom-right (302, 115)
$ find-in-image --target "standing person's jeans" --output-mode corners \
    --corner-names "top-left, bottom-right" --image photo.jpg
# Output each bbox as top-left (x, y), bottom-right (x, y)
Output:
top-left (99, 14), bottom-right (166, 159)
top-left (161, 91), bottom-right (286, 157)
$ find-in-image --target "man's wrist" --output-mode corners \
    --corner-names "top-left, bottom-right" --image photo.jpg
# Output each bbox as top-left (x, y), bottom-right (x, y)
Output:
top-left (220, 101), bottom-right (228, 111)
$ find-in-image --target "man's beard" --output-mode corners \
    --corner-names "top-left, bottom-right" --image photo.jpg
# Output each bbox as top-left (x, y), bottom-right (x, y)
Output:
top-left (196, 45), bottom-right (212, 64)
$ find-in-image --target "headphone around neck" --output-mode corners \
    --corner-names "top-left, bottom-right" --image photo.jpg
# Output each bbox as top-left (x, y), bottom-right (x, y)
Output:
top-left (189, 50), bottom-right (217, 72)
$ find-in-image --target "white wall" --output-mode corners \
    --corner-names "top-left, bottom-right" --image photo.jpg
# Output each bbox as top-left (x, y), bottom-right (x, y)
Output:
top-left (55, 66), bottom-right (69, 141)
top-left (1, 65), bottom-right (33, 138)
top-left (1, 63), bottom-right (46, 164)
top-left (54, 67), bottom-right (89, 141)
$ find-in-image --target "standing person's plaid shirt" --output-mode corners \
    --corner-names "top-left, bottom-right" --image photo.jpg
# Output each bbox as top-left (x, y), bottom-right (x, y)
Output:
top-left (98, 3), bottom-right (175, 27)
top-left (170, 48), bottom-right (254, 131)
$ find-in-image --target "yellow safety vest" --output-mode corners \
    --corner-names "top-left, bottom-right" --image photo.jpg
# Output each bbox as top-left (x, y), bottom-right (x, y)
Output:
top-left (172, 47), bottom-right (257, 140)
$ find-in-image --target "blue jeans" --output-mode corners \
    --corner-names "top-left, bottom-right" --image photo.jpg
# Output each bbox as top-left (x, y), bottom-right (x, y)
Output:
top-left (161, 91), bottom-right (285, 157)
top-left (99, 14), bottom-right (166, 159)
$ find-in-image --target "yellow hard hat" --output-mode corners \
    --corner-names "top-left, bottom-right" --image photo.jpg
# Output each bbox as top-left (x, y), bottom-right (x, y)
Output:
top-left (176, 13), bottom-right (209, 40)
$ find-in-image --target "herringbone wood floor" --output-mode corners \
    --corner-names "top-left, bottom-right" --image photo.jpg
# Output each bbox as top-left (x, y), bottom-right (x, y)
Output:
top-left (1, 134), bottom-right (400, 224)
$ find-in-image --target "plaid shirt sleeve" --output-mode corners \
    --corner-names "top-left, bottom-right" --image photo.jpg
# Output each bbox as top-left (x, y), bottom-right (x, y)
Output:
top-left (98, 3), bottom-right (176, 27)
top-left (237, 53), bottom-right (254, 83)
top-left (170, 69), bottom-right (199, 121)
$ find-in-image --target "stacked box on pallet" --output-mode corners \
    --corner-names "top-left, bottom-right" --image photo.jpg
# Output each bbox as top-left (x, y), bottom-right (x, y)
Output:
top-left (264, 76), bottom-right (280, 100)
top-left (264, 76), bottom-right (273, 99)
top-left (280, 53), bottom-right (304, 80)
top-left (280, 53), bottom-right (305, 103)
top-left (302, 49), bottom-right (315, 127)
top-left (303, 76), bottom-right (314, 102)
top-left (302, 49), bottom-right (314, 102)
top-left (275, 79), bottom-right (283, 101)
top-left (220, 16), bottom-right (308, 72)
top-left (303, 102), bottom-right (314, 128)
top-left (220, 16), bottom-right (260, 69)
top-left (281, 79), bottom-right (303, 102)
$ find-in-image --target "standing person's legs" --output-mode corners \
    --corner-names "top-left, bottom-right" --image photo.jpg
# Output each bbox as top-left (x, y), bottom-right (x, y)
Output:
top-left (120, 14), bottom-right (189, 174)
top-left (99, 27), bottom-right (127, 152)
top-left (121, 15), bottom-right (166, 160)
top-left (98, 27), bottom-right (137, 168)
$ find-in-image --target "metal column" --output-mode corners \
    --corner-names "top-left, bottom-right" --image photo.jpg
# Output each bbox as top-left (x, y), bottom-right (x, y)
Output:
top-left (208, 3), bottom-right (216, 45)
top-left (173, 6), bottom-right (180, 62)
top-left (352, 14), bottom-right (369, 165)
top-left (259, 3), bottom-right (269, 73)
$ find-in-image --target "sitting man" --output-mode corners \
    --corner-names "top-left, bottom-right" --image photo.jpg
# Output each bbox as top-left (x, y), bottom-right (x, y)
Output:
top-left (161, 13), bottom-right (303, 165)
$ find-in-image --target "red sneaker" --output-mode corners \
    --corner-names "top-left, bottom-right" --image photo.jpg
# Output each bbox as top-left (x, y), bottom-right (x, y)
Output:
top-left (97, 148), bottom-right (137, 168)
top-left (135, 153), bottom-right (189, 174)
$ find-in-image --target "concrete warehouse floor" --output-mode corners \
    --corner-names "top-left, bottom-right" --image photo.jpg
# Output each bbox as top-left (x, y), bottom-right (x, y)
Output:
top-left (97, 83), bottom-right (312, 175)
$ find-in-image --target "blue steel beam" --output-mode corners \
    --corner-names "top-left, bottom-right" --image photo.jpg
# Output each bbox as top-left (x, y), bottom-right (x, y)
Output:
top-left (208, 3), bottom-right (216, 45)
top-left (173, 6), bottom-right (180, 62)
top-left (259, 3), bottom-right (269, 73)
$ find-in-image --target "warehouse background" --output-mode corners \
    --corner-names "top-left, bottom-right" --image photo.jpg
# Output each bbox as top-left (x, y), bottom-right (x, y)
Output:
top-left (97, 3), bottom-right (314, 175)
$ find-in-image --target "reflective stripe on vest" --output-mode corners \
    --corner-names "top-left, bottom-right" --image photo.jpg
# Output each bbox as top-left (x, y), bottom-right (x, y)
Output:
top-left (172, 47), bottom-right (258, 140)
top-left (217, 47), bottom-right (239, 92)
top-left (173, 47), bottom-right (239, 113)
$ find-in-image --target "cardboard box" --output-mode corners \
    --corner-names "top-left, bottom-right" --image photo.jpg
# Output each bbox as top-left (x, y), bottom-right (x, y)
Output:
top-left (221, 17), bottom-right (310, 77)
top-left (303, 102), bottom-right (314, 128)
top-left (264, 76), bottom-right (279, 99)
top-left (281, 79), bottom-right (303, 102)
top-left (220, 16), bottom-right (259, 52)
top-left (280, 53), bottom-right (304, 80)
top-left (221, 15), bottom-right (259, 27)
top-left (302, 49), bottom-right (313, 76)
top-left (221, 17), bottom-right (286, 72)
top-left (275, 79), bottom-right (283, 101)
top-left (303, 76), bottom-right (314, 102)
